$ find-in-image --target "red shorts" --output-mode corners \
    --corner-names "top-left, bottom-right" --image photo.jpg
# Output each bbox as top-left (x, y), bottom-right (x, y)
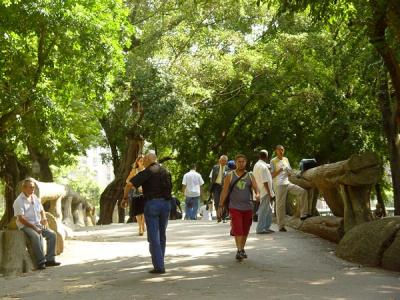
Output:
top-left (229, 208), bottom-right (253, 236)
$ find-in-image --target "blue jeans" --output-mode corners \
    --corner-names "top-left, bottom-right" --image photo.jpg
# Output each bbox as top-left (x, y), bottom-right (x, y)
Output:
top-left (144, 198), bottom-right (171, 271)
top-left (256, 195), bottom-right (273, 233)
top-left (21, 226), bottom-right (56, 266)
top-left (185, 196), bottom-right (199, 220)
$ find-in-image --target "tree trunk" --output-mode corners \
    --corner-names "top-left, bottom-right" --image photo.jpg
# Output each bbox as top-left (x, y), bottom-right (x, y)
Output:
top-left (99, 117), bottom-right (120, 174)
top-left (377, 67), bottom-right (400, 216)
top-left (370, 1), bottom-right (400, 215)
top-left (375, 183), bottom-right (387, 217)
top-left (97, 136), bottom-right (144, 225)
top-left (369, 0), bottom-right (400, 124)
top-left (28, 146), bottom-right (54, 182)
top-left (387, 0), bottom-right (400, 43)
top-left (0, 154), bottom-right (27, 229)
top-left (98, 179), bottom-right (118, 225)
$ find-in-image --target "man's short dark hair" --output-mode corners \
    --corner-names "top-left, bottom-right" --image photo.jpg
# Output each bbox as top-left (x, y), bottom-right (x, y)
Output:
top-left (191, 164), bottom-right (197, 170)
top-left (235, 154), bottom-right (247, 161)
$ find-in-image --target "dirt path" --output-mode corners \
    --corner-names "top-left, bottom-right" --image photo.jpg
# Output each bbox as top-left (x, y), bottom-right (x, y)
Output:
top-left (1, 220), bottom-right (399, 300)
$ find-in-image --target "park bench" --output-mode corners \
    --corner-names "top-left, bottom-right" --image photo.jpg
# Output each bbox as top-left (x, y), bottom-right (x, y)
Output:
top-left (0, 212), bottom-right (63, 276)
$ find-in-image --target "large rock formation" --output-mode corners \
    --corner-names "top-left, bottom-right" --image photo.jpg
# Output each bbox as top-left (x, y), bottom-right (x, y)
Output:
top-left (336, 217), bottom-right (400, 271)
top-left (62, 185), bottom-right (96, 228)
top-left (285, 153), bottom-right (380, 240)
top-left (31, 180), bottom-right (67, 222)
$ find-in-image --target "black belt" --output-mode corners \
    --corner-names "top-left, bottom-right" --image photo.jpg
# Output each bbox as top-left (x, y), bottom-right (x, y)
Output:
top-left (145, 194), bottom-right (165, 201)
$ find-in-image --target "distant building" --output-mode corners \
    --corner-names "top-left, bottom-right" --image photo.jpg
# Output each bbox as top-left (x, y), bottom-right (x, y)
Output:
top-left (78, 147), bottom-right (114, 189)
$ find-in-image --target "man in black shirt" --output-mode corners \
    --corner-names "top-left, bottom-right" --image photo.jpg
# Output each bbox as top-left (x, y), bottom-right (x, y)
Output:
top-left (122, 153), bottom-right (172, 274)
top-left (209, 155), bottom-right (229, 222)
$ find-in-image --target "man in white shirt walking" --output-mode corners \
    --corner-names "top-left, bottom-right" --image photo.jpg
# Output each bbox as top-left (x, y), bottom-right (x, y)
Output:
top-left (182, 164), bottom-right (204, 220)
top-left (253, 149), bottom-right (275, 234)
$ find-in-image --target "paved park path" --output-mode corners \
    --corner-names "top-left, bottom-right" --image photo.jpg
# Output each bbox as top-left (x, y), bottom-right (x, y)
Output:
top-left (1, 220), bottom-right (399, 300)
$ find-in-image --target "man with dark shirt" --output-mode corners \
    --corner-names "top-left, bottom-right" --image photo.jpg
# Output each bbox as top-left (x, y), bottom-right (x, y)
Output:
top-left (122, 153), bottom-right (172, 274)
top-left (209, 155), bottom-right (229, 222)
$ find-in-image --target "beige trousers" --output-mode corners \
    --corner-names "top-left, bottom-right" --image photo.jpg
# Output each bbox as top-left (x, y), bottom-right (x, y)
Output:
top-left (275, 183), bottom-right (309, 228)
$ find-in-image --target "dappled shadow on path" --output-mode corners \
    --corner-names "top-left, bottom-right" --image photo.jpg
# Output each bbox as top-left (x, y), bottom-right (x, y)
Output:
top-left (0, 221), bottom-right (399, 300)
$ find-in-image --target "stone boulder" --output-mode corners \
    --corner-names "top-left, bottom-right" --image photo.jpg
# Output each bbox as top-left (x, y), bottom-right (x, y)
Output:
top-left (301, 216), bottom-right (344, 243)
top-left (286, 216), bottom-right (344, 243)
top-left (336, 217), bottom-right (400, 270)
top-left (46, 212), bottom-right (64, 255)
top-left (381, 229), bottom-right (400, 271)
top-left (0, 230), bottom-right (35, 276)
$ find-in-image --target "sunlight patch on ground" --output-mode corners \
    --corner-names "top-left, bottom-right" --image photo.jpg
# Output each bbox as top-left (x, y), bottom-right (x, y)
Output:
top-left (143, 275), bottom-right (184, 283)
top-left (59, 241), bottom-right (149, 265)
top-left (143, 274), bottom-right (217, 283)
top-left (64, 284), bottom-right (94, 290)
top-left (176, 265), bottom-right (215, 272)
top-left (63, 277), bottom-right (81, 282)
top-left (379, 285), bottom-right (400, 291)
top-left (305, 278), bottom-right (335, 285)
top-left (117, 265), bottom-right (152, 272)
top-left (344, 271), bottom-right (374, 276)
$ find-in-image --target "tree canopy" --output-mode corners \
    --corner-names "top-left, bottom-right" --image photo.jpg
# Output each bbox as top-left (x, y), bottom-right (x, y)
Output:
top-left (1, 0), bottom-right (399, 225)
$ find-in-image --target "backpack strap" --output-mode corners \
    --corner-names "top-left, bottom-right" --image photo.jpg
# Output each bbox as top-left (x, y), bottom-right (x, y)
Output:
top-left (224, 171), bottom-right (247, 208)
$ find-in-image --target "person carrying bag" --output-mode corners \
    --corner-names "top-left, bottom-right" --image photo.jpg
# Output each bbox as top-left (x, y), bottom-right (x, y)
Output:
top-left (217, 154), bottom-right (260, 261)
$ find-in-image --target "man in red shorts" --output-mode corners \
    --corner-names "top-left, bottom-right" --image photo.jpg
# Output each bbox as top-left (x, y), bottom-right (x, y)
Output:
top-left (218, 154), bottom-right (260, 260)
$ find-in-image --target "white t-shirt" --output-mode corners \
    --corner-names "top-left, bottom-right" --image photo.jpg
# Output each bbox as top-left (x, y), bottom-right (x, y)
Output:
top-left (199, 205), bottom-right (212, 220)
top-left (253, 159), bottom-right (275, 198)
top-left (13, 192), bottom-right (43, 229)
top-left (270, 157), bottom-right (292, 185)
top-left (182, 170), bottom-right (204, 197)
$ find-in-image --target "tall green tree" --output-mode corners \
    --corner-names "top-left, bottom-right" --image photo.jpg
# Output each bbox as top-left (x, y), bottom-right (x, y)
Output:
top-left (263, 0), bottom-right (399, 214)
top-left (0, 0), bottom-right (130, 227)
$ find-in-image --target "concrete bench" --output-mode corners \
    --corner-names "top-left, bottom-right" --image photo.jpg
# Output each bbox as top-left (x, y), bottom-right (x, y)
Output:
top-left (0, 212), bottom-right (64, 276)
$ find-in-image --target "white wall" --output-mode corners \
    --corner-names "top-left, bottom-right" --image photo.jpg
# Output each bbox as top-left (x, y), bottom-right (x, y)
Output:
top-left (79, 147), bottom-right (114, 189)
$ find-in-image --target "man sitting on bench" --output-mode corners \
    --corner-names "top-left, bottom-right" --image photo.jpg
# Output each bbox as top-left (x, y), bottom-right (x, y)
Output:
top-left (13, 178), bottom-right (61, 270)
